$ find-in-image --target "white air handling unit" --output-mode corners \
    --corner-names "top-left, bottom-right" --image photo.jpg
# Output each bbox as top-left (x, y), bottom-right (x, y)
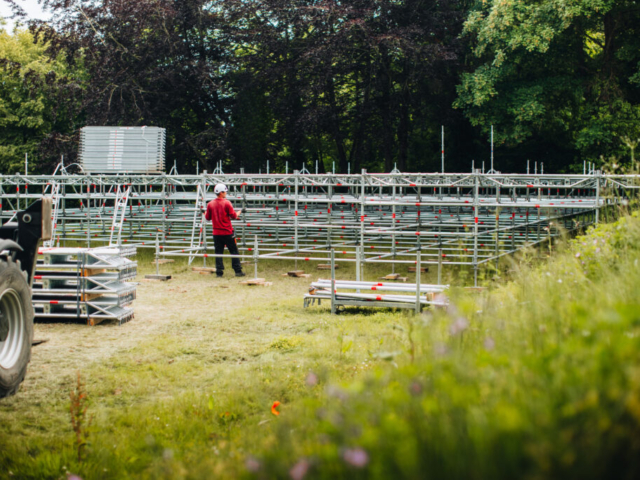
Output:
top-left (79, 126), bottom-right (166, 173)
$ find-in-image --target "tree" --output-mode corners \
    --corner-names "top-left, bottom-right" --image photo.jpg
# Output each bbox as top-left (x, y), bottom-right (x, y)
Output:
top-left (227, 0), bottom-right (468, 173)
top-left (33, 0), bottom-right (235, 172)
top-left (455, 0), bottom-right (640, 170)
top-left (0, 26), bottom-right (73, 173)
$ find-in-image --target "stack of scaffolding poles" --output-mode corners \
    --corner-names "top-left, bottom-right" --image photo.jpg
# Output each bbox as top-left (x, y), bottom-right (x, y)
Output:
top-left (32, 246), bottom-right (138, 325)
top-left (1, 170), bottom-right (638, 286)
top-left (304, 250), bottom-right (449, 314)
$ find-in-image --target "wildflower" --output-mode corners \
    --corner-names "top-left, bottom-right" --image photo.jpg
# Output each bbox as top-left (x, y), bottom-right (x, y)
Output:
top-left (343, 447), bottom-right (369, 468)
top-left (449, 317), bottom-right (469, 336)
top-left (271, 401), bottom-right (281, 416)
top-left (326, 385), bottom-right (348, 401)
top-left (433, 293), bottom-right (449, 307)
top-left (484, 337), bottom-right (495, 351)
top-left (306, 372), bottom-right (318, 387)
top-left (245, 457), bottom-right (261, 473)
top-left (409, 381), bottom-right (422, 396)
top-left (575, 252), bottom-right (580, 258)
top-left (434, 343), bottom-right (449, 356)
top-left (67, 475), bottom-right (83, 480)
top-left (289, 459), bottom-right (310, 480)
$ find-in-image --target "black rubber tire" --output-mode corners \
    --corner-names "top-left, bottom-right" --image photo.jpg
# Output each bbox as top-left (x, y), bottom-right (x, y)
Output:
top-left (0, 258), bottom-right (34, 398)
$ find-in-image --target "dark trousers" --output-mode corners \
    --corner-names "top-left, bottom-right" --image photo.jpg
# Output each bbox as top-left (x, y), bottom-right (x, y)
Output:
top-left (213, 234), bottom-right (242, 274)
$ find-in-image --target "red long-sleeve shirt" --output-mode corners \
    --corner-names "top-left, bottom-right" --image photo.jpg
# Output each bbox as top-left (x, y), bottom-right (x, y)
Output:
top-left (205, 198), bottom-right (239, 236)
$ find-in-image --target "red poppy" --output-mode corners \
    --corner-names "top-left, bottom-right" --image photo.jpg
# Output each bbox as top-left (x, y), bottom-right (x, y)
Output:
top-left (271, 401), bottom-right (281, 416)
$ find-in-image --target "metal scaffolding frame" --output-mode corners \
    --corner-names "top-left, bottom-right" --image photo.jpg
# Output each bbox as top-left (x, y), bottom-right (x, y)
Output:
top-left (2, 169), bottom-right (638, 285)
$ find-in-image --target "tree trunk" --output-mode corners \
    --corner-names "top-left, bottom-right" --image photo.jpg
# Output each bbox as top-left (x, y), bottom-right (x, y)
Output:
top-left (397, 74), bottom-right (410, 172)
top-left (326, 73), bottom-right (348, 173)
top-left (602, 11), bottom-right (618, 104)
top-left (377, 45), bottom-right (395, 172)
top-left (349, 60), bottom-right (373, 172)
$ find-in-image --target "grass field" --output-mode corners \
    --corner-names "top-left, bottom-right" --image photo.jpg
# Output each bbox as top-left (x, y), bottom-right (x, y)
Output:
top-left (1, 213), bottom-right (640, 479)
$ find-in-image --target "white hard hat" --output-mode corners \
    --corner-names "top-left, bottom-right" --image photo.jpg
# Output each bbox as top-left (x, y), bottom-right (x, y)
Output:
top-left (214, 183), bottom-right (228, 194)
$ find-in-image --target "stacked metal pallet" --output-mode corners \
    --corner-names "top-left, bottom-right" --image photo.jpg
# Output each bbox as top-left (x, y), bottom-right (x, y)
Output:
top-left (304, 279), bottom-right (448, 311)
top-left (32, 246), bottom-right (138, 325)
top-left (79, 126), bottom-right (166, 173)
top-left (304, 250), bottom-right (448, 313)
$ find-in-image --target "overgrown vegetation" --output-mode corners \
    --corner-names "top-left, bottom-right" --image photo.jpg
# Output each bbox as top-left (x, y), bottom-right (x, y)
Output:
top-left (0, 211), bottom-right (639, 478)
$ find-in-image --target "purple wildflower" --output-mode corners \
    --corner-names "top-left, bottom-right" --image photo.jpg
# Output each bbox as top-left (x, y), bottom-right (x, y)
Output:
top-left (306, 372), bottom-right (318, 387)
top-left (289, 459), bottom-right (310, 480)
top-left (449, 317), bottom-right (469, 336)
top-left (245, 457), bottom-right (261, 473)
top-left (343, 448), bottom-right (369, 468)
top-left (484, 337), bottom-right (495, 351)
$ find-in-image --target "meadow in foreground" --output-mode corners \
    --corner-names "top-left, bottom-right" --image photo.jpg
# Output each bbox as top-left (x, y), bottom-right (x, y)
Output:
top-left (1, 212), bottom-right (639, 479)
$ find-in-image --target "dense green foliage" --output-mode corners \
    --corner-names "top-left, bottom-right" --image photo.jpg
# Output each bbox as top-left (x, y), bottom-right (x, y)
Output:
top-left (455, 0), bottom-right (640, 172)
top-left (0, 28), bottom-right (78, 173)
top-left (0, 0), bottom-right (639, 173)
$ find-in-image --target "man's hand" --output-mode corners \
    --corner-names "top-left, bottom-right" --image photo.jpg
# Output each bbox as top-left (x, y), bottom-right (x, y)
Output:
top-left (241, 207), bottom-right (247, 214)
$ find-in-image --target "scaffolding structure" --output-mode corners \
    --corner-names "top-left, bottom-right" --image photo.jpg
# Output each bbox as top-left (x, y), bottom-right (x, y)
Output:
top-left (1, 170), bottom-right (638, 285)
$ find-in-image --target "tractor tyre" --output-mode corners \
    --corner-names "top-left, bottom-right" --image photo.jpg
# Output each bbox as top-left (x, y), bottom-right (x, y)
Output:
top-left (0, 258), bottom-right (34, 398)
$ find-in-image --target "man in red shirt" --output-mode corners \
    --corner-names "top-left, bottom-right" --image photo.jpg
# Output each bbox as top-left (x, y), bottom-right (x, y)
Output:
top-left (204, 183), bottom-right (246, 277)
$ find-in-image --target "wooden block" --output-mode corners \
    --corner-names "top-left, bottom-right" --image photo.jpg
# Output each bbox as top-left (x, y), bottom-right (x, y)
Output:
top-left (379, 275), bottom-right (408, 282)
top-left (82, 268), bottom-right (106, 277)
top-left (317, 264), bottom-right (339, 270)
top-left (240, 278), bottom-right (266, 285)
top-left (287, 270), bottom-right (307, 277)
top-left (465, 287), bottom-right (487, 292)
top-left (81, 293), bottom-right (103, 301)
top-left (199, 271), bottom-right (212, 275)
top-left (408, 266), bottom-right (428, 273)
top-left (87, 317), bottom-right (107, 326)
top-left (239, 281), bottom-right (272, 287)
top-left (192, 267), bottom-right (217, 273)
top-left (145, 274), bottom-right (172, 281)
top-left (152, 259), bottom-right (174, 265)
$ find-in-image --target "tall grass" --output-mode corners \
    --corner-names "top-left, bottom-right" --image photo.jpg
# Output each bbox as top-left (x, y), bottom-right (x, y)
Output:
top-left (1, 213), bottom-right (639, 479)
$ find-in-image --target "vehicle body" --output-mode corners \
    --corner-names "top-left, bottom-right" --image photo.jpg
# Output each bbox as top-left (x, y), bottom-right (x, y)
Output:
top-left (0, 199), bottom-right (51, 397)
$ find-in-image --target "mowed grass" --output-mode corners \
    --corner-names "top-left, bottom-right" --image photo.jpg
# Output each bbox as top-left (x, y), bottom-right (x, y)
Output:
top-left (1, 214), bottom-right (640, 479)
top-left (0, 251), bottom-right (427, 478)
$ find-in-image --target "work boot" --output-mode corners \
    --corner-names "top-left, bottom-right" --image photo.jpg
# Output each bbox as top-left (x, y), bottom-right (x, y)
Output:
top-left (235, 271), bottom-right (246, 277)
top-left (216, 272), bottom-right (224, 278)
